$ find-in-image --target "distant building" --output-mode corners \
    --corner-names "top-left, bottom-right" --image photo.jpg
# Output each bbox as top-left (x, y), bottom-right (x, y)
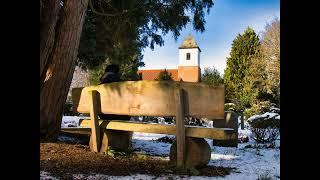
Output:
top-left (137, 35), bottom-right (201, 82)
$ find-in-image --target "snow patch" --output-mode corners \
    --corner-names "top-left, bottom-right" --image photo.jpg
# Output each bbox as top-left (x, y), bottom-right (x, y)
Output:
top-left (40, 171), bottom-right (59, 180)
top-left (247, 112), bottom-right (279, 122)
top-left (131, 133), bottom-right (280, 179)
top-left (61, 116), bottom-right (89, 128)
top-left (132, 132), bottom-right (172, 156)
top-left (71, 172), bottom-right (278, 180)
top-left (56, 115), bottom-right (280, 179)
top-left (72, 174), bottom-right (235, 180)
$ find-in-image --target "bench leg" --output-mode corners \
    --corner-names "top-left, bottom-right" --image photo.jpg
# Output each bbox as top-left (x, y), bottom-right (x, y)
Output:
top-left (169, 137), bottom-right (211, 168)
top-left (88, 90), bottom-right (101, 152)
top-left (213, 111), bottom-right (238, 147)
top-left (212, 138), bottom-right (238, 147)
top-left (92, 129), bottom-right (132, 153)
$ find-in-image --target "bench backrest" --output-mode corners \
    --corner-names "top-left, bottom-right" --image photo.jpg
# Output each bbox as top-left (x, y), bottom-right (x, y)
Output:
top-left (72, 80), bottom-right (224, 119)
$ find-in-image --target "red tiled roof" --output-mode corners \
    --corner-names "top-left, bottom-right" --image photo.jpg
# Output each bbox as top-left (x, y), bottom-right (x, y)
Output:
top-left (137, 69), bottom-right (179, 81)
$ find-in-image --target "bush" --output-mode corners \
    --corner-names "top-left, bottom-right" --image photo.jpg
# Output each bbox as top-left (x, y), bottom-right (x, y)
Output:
top-left (89, 62), bottom-right (107, 85)
top-left (63, 102), bottom-right (73, 115)
top-left (248, 111), bottom-right (280, 143)
top-left (139, 116), bottom-right (159, 123)
top-left (185, 117), bottom-right (205, 126)
top-left (257, 171), bottom-right (274, 180)
top-left (244, 101), bottom-right (271, 118)
top-left (155, 69), bottom-right (173, 81)
top-left (138, 116), bottom-right (174, 124)
top-left (164, 117), bottom-right (174, 124)
top-left (63, 101), bottom-right (80, 116)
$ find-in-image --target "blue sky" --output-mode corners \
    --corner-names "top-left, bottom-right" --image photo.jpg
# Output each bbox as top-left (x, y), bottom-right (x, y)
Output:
top-left (140, 0), bottom-right (280, 74)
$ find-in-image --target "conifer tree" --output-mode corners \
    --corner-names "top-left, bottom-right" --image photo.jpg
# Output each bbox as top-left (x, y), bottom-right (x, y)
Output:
top-left (40, 0), bottom-right (214, 140)
top-left (224, 27), bottom-right (261, 107)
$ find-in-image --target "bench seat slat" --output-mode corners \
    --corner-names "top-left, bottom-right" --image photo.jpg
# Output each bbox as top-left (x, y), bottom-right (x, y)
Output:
top-left (61, 119), bottom-right (236, 140)
top-left (61, 127), bottom-right (91, 135)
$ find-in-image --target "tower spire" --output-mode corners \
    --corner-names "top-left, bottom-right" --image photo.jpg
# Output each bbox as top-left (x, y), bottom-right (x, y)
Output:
top-left (179, 34), bottom-right (200, 51)
top-left (177, 34), bottom-right (201, 82)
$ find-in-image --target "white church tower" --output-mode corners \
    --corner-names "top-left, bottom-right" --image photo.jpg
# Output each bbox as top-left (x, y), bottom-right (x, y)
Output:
top-left (178, 34), bottom-right (201, 82)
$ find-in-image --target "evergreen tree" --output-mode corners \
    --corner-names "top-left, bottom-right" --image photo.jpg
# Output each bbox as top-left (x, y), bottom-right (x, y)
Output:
top-left (224, 27), bottom-right (261, 107)
top-left (243, 18), bottom-right (280, 107)
top-left (40, 0), bottom-right (214, 140)
top-left (201, 67), bottom-right (224, 85)
top-left (242, 47), bottom-right (269, 105)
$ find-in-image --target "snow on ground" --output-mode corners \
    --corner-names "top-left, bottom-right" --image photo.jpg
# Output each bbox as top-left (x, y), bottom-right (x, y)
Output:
top-left (61, 116), bottom-right (83, 128)
top-left (57, 135), bottom-right (84, 143)
top-left (238, 116), bottom-right (250, 129)
top-left (50, 116), bottom-right (280, 179)
top-left (130, 131), bottom-right (280, 180)
top-left (238, 128), bottom-right (252, 137)
top-left (59, 116), bottom-right (90, 143)
top-left (131, 132), bottom-right (172, 157)
top-left (40, 171), bottom-right (59, 180)
top-left (207, 138), bottom-right (280, 180)
top-left (72, 174), bottom-right (245, 180)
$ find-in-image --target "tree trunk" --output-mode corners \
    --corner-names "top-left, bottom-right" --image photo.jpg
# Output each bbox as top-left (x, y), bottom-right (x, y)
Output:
top-left (40, 0), bottom-right (60, 82)
top-left (40, 0), bottom-right (89, 140)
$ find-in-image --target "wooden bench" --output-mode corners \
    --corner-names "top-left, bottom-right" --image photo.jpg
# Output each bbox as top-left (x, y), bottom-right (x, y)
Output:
top-left (62, 80), bottom-right (237, 168)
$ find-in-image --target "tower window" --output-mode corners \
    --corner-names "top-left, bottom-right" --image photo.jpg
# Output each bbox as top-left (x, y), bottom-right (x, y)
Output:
top-left (186, 53), bottom-right (190, 60)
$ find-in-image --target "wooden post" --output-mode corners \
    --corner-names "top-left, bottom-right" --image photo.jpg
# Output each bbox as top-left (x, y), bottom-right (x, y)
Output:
top-left (174, 88), bottom-right (186, 168)
top-left (240, 113), bottom-right (244, 130)
top-left (89, 90), bottom-right (101, 152)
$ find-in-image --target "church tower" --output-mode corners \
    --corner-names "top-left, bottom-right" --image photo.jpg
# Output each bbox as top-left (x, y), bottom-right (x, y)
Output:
top-left (178, 34), bottom-right (201, 82)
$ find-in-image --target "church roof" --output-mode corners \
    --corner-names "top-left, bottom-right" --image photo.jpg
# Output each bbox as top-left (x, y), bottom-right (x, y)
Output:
top-left (179, 34), bottom-right (201, 51)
